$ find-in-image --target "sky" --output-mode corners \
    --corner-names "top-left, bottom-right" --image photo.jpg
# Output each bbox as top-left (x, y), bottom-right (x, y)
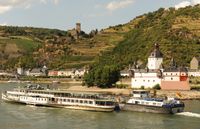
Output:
top-left (0, 0), bottom-right (200, 32)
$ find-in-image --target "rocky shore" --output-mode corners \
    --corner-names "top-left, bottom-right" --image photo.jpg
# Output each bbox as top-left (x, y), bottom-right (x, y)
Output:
top-left (67, 86), bottom-right (200, 100)
top-left (156, 90), bottom-right (200, 100)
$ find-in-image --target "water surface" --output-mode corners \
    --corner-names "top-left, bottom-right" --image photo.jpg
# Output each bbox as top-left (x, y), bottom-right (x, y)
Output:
top-left (0, 83), bottom-right (200, 129)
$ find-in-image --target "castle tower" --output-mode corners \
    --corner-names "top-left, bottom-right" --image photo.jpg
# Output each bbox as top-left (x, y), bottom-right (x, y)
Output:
top-left (76, 23), bottom-right (81, 33)
top-left (169, 58), bottom-right (177, 69)
top-left (148, 43), bottom-right (163, 70)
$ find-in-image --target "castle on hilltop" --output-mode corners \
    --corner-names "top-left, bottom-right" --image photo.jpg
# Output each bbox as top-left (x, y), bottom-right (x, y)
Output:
top-left (68, 23), bottom-right (82, 40)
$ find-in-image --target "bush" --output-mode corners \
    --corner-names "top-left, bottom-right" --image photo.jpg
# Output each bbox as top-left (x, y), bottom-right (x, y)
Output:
top-left (153, 84), bottom-right (161, 90)
top-left (115, 84), bottom-right (129, 89)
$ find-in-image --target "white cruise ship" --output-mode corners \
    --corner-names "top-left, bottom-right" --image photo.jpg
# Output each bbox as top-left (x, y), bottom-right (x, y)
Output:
top-left (2, 84), bottom-right (115, 112)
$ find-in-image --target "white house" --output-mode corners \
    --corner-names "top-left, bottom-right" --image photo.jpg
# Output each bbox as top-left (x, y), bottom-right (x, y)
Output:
top-left (131, 69), bottom-right (162, 88)
top-left (120, 70), bottom-right (130, 77)
top-left (17, 68), bottom-right (24, 75)
top-left (131, 43), bottom-right (163, 89)
top-left (188, 70), bottom-right (200, 77)
top-left (57, 70), bottom-right (74, 77)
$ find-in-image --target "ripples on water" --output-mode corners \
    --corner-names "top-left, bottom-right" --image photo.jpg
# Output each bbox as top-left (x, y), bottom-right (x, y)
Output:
top-left (0, 83), bottom-right (200, 129)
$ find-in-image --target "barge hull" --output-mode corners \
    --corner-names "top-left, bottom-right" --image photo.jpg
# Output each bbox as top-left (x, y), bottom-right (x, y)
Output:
top-left (121, 103), bottom-right (184, 114)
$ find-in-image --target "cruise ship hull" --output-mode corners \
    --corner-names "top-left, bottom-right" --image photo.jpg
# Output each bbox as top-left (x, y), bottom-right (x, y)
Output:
top-left (2, 94), bottom-right (114, 112)
top-left (120, 103), bottom-right (184, 114)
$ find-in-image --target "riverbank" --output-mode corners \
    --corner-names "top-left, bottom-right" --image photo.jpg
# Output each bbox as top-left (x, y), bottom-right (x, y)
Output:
top-left (66, 86), bottom-right (200, 100)
top-left (156, 90), bottom-right (200, 100)
top-left (0, 78), bottom-right (83, 84)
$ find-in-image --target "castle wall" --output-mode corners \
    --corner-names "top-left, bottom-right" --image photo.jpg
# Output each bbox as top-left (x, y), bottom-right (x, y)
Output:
top-left (161, 81), bottom-right (190, 90)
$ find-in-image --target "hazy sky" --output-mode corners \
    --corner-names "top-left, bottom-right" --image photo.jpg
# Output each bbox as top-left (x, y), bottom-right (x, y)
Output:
top-left (0, 0), bottom-right (199, 32)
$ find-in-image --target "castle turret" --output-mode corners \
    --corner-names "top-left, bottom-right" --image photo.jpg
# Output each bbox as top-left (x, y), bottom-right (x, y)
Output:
top-left (76, 23), bottom-right (81, 33)
top-left (148, 43), bottom-right (163, 70)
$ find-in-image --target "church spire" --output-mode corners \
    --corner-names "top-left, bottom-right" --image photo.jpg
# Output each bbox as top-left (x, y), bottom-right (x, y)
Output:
top-left (149, 43), bottom-right (163, 58)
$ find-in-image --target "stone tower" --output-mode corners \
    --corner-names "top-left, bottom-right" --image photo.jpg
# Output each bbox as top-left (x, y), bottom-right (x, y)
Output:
top-left (147, 43), bottom-right (163, 70)
top-left (76, 23), bottom-right (81, 33)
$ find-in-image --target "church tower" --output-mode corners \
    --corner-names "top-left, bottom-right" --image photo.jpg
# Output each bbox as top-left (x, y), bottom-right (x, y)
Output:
top-left (147, 43), bottom-right (163, 70)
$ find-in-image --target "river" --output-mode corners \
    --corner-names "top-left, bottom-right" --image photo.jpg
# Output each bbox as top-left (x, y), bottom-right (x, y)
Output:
top-left (0, 83), bottom-right (200, 129)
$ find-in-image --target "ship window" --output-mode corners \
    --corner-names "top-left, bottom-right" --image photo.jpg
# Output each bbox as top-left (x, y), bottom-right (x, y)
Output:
top-left (135, 101), bottom-right (139, 104)
top-left (106, 101), bottom-right (113, 106)
top-left (89, 101), bottom-right (93, 104)
top-left (80, 100), bottom-right (83, 103)
top-left (143, 80), bottom-right (145, 82)
top-left (171, 78), bottom-right (173, 80)
top-left (71, 100), bottom-right (74, 103)
top-left (67, 99), bottom-right (70, 102)
top-left (153, 80), bottom-right (155, 82)
top-left (76, 100), bottom-right (79, 103)
top-left (146, 102), bottom-right (149, 105)
top-left (153, 103), bottom-right (156, 105)
top-left (84, 101), bottom-right (88, 104)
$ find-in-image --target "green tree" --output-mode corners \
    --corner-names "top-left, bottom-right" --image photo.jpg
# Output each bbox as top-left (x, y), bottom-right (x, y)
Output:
top-left (83, 65), bottom-right (120, 88)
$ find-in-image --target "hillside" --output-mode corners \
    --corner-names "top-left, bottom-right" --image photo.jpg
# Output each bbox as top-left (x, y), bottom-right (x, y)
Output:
top-left (0, 24), bottom-right (134, 70)
top-left (1, 5), bottom-right (200, 71)
top-left (93, 5), bottom-right (200, 70)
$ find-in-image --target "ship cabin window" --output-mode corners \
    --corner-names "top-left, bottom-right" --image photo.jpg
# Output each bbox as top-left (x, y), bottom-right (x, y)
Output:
top-left (71, 100), bottom-right (74, 103)
top-left (84, 100), bottom-right (88, 104)
top-left (63, 99), bottom-right (66, 102)
top-left (106, 101), bottom-right (114, 106)
top-left (67, 99), bottom-right (70, 102)
top-left (96, 101), bottom-right (106, 106)
top-left (153, 103), bottom-right (156, 105)
top-left (80, 100), bottom-right (83, 103)
top-left (146, 102), bottom-right (149, 105)
top-left (89, 101), bottom-right (93, 104)
top-left (76, 100), bottom-right (79, 103)
top-left (171, 78), bottom-right (173, 80)
top-left (135, 101), bottom-right (139, 104)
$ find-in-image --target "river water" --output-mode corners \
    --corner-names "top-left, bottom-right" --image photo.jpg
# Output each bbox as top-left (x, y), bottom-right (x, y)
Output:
top-left (0, 83), bottom-right (200, 129)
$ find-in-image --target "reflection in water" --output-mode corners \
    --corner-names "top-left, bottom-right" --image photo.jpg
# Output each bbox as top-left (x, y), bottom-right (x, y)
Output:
top-left (0, 83), bottom-right (200, 129)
